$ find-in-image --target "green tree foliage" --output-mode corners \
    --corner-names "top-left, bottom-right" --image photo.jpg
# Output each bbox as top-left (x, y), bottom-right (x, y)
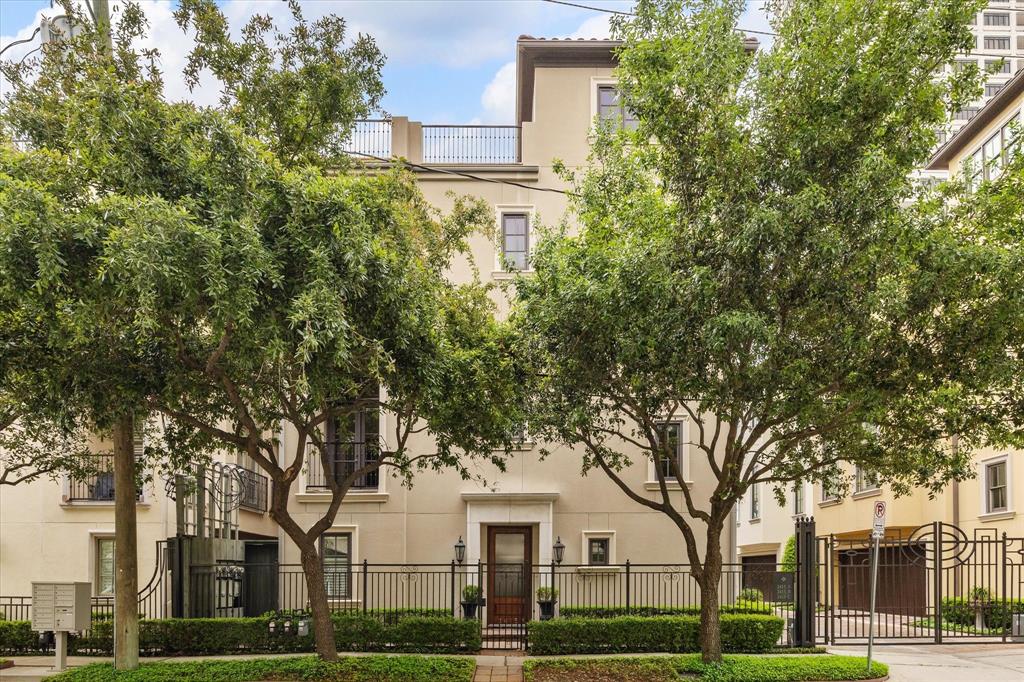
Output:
top-left (2, 0), bottom-right (519, 663)
top-left (514, 0), bottom-right (1024, 662)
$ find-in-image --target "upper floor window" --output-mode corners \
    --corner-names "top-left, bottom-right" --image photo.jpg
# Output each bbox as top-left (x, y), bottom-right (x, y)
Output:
top-left (597, 85), bottom-right (639, 131)
top-left (965, 112), bottom-right (1021, 190)
top-left (984, 458), bottom-right (1009, 514)
top-left (984, 13), bottom-right (1010, 26)
top-left (501, 212), bottom-right (530, 271)
top-left (954, 107), bottom-right (979, 122)
top-left (321, 532), bottom-right (352, 599)
top-left (986, 59), bottom-right (1012, 74)
top-left (793, 483), bottom-right (804, 516)
top-left (656, 422), bottom-right (684, 480)
top-left (821, 480), bottom-right (840, 503)
top-left (749, 484), bottom-right (761, 520)
top-left (983, 36), bottom-right (1011, 51)
top-left (96, 538), bottom-right (115, 595)
top-left (855, 466), bottom-right (880, 493)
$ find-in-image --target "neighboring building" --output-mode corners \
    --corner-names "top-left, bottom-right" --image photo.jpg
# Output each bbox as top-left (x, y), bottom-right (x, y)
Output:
top-left (734, 479), bottom-right (810, 600)
top-left (943, 1), bottom-right (1024, 142)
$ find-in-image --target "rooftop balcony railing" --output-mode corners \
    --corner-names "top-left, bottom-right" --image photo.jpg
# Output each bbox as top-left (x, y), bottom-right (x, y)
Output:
top-left (422, 124), bottom-right (520, 164)
top-left (344, 119), bottom-right (521, 165)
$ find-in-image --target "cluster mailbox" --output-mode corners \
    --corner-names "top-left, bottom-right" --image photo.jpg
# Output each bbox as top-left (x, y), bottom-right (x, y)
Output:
top-left (31, 582), bottom-right (91, 633)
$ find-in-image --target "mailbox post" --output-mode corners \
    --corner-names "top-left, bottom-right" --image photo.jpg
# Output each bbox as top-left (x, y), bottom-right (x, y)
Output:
top-left (31, 582), bottom-right (91, 672)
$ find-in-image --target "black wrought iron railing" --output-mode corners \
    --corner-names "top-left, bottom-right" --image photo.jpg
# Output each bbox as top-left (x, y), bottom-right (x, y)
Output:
top-left (66, 455), bottom-right (143, 502)
top-left (237, 466), bottom-right (269, 513)
top-left (422, 124), bottom-right (520, 164)
top-left (305, 441), bottom-right (380, 491)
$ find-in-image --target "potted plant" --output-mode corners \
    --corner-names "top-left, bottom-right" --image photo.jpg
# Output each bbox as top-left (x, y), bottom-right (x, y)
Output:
top-left (968, 586), bottom-right (992, 631)
top-left (536, 586), bottom-right (559, 621)
top-left (461, 584), bottom-right (482, 620)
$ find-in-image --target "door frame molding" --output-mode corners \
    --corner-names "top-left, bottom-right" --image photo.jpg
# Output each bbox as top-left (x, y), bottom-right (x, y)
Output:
top-left (486, 525), bottom-right (533, 624)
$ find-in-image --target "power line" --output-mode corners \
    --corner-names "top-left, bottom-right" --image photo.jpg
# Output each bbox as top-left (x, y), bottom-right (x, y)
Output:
top-left (539, 0), bottom-right (780, 37)
top-left (345, 150), bottom-right (572, 196)
top-left (0, 27), bottom-right (40, 58)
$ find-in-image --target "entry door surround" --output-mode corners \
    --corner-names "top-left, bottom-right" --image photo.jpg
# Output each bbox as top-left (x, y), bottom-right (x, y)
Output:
top-left (460, 492), bottom-right (559, 567)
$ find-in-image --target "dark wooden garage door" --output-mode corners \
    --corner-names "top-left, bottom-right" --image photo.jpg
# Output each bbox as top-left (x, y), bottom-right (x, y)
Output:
top-left (838, 545), bottom-right (926, 616)
top-left (741, 555), bottom-right (779, 601)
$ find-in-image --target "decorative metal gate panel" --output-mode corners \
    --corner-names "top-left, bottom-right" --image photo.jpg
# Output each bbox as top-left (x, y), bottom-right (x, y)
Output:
top-left (816, 522), bottom-right (1024, 644)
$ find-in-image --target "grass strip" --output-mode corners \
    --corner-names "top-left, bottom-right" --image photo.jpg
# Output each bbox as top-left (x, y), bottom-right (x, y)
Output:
top-left (46, 655), bottom-right (476, 682)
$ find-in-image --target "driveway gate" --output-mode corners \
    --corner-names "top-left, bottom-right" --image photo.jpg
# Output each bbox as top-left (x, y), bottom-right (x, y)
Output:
top-left (810, 522), bottom-right (1024, 643)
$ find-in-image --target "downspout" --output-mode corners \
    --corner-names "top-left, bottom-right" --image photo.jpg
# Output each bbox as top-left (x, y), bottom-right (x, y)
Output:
top-left (951, 434), bottom-right (960, 597)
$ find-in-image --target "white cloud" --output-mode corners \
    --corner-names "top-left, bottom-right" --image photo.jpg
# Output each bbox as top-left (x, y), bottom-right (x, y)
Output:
top-left (568, 15), bottom-right (611, 40)
top-left (480, 61), bottom-right (516, 124)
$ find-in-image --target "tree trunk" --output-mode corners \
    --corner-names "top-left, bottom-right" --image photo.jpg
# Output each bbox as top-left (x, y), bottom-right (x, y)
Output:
top-left (112, 414), bottom-right (139, 670)
top-left (298, 542), bottom-right (339, 661)
top-left (698, 524), bottom-right (725, 663)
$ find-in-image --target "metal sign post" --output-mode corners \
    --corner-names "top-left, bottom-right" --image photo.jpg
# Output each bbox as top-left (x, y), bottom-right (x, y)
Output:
top-left (867, 501), bottom-right (886, 675)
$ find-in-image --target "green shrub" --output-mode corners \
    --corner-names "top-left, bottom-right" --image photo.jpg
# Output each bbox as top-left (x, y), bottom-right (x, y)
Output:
top-left (0, 620), bottom-right (38, 652)
top-left (524, 655), bottom-right (886, 682)
top-left (47, 655), bottom-right (476, 682)
top-left (526, 614), bottom-right (783, 655)
top-left (461, 584), bottom-right (481, 602)
top-left (737, 588), bottom-right (764, 602)
top-left (559, 602), bottom-right (772, 618)
top-left (941, 597), bottom-right (1024, 629)
top-left (53, 612), bottom-right (479, 656)
top-left (536, 586), bottom-right (558, 601)
top-left (780, 535), bottom-right (797, 574)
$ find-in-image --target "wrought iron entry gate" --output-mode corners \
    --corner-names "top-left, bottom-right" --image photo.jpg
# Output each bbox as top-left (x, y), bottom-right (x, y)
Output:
top-left (814, 522), bottom-right (1024, 644)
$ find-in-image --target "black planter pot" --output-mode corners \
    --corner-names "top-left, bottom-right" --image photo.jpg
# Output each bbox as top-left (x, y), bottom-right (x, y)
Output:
top-left (537, 600), bottom-right (557, 621)
top-left (461, 601), bottom-right (479, 620)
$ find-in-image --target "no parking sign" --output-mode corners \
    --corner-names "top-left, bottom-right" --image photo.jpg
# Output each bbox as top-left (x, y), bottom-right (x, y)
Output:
top-left (871, 501), bottom-right (886, 540)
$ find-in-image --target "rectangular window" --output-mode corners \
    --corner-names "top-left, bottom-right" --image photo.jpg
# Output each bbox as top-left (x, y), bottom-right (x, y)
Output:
top-left (322, 405), bottom-right (380, 491)
top-left (750, 485), bottom-right (761, 520)
top-left (321, 533), bottom-right (352, 599)
top-left (954, 107), bottom-right (980, 121)
top-left (1004, 114), bottom-right (1021, 160)
top-left (953, 59), bottom-right (976, 72)
top-left (500, 213), bottom-right (529, 271)
top-left (597, 85), bottom-right (639, 131)
top-left (855, 466), bottom-right (880, 493)
top-left (968, 147), bottom-right (984, 192)
top-left (986, 59), bottom-right (1011, 74)
top-left (96, 538), bottom-right (115, 595)
top-left (984, 36), bottom-right (1011, 51)
top-left (821, 481), bottom-right (839, 503)
top-left (656, 422), bottom-right (683, 480)
top-left (793, 484), bottom-right (804, 516)
top-left (986, 461), bottom-right (1008, 514)
top-left (984, 131), bottom-right (1004, 179)
top-left (984, 13), bottom-right (1010, 26)
top-left (985, 83), bottom-right (1005, 98)
top-left (588, 538), bottom-right (610, 566)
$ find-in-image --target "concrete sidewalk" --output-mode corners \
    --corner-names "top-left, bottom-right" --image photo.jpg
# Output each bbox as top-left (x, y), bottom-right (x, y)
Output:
top-left (828, 643), bottom-right (1024, 682)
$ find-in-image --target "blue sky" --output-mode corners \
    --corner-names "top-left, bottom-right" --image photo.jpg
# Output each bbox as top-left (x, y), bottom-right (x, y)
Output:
top-left (1, 1), bottom-right (771, 123)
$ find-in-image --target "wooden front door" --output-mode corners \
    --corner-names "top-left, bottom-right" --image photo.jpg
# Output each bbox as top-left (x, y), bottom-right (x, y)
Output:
top-left (487, 526), bottom-right (532, 625)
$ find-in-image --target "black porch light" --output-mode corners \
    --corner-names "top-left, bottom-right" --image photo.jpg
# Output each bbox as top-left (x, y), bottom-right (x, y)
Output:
top-left (553, 536), bottom-right (565, 565)
top-left (454, 536), bottom-right (466, 564)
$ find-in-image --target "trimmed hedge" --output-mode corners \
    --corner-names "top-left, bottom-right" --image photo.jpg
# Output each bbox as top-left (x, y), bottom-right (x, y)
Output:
top-left (559, 601), bottom-right (772, 619)
top-left (2, 614), bottom-right (480, 656)
top-left (941, 597), bottom-right (1024, 630)
top-left (526, 613), bottom-right (784, 655)
top-left (47, 655), bottom-right (476, 682)
top-left (523, 655), bottom-right (888, 682)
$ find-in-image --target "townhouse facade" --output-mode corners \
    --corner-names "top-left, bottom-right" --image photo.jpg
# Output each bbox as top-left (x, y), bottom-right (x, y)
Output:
top-left (1, 37), bottom-right (756, 627)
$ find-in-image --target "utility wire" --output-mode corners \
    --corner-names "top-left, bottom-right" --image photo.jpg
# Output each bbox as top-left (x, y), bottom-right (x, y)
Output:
top-left (0, 27), bottom-right (41, 58)
top-left (540, 0), bottom-right (780, 37)
top-left (345, 150), bottom-right (572, 196)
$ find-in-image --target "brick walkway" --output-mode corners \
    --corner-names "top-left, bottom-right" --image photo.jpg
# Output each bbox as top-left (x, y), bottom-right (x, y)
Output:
top-left (473, 664), bottom-right (524, 682)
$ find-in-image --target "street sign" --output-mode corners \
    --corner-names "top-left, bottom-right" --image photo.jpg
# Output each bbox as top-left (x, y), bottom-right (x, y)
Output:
top-left (871, 501), bottom-right (886, 540)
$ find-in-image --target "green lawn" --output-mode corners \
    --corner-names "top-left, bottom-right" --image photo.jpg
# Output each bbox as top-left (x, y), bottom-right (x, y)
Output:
top-left (46, 655), bottom-right (475, 681)
top-left (524, 654), bottom-right (888, 682)
top-left (908, 617), bottom-right (1003, 636)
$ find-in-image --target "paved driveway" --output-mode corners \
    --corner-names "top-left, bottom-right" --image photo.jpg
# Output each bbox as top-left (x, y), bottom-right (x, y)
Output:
top-left (829, 643), bottom-right (1024, 682)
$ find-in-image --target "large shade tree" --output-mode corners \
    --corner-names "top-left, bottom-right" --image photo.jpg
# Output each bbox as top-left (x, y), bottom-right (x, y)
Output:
top-left (2, 0), bottom-right (522, 663)
top-left (514, 0), bottom-right (1024, 662)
